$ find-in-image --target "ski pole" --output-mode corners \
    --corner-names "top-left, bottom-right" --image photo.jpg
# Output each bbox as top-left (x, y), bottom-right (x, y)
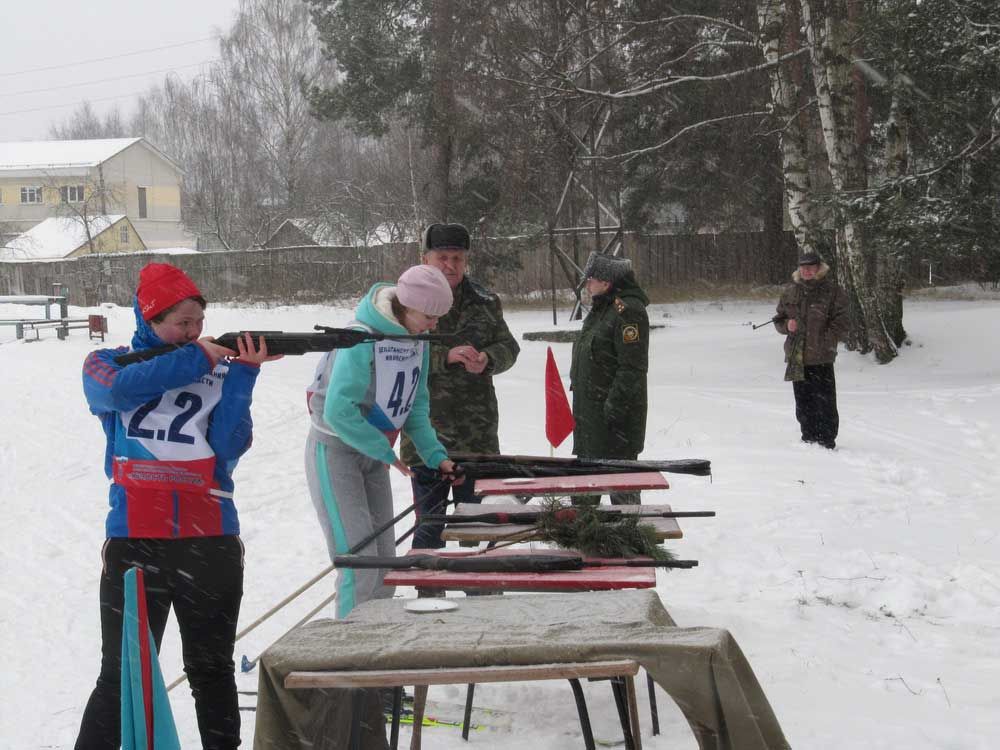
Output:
top-left (168, 477), bottom-right (453, 689)
top-left (228, 479), bottom-right (453, 676)
top-left (233, 495), bottom-right (452, 678)
top-left (236, 589), bottom-right (340, 675)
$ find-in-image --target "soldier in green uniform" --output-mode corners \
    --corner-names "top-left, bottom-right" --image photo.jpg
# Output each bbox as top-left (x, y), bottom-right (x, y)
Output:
top-left (570, 252), bottom-right (650, 505)
top-left (774, 251), bottom-right (849, 449)
top-left (401, 223), bottom-right (521, 548)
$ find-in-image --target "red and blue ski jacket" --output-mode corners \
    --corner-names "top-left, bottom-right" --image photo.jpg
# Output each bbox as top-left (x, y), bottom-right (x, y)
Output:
top-left (82, 302), bottom-right (260, 538)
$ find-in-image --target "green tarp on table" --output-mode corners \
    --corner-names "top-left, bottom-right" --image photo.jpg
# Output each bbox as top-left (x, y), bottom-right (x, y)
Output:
top-left (253, 589), bottom-right (790, 750)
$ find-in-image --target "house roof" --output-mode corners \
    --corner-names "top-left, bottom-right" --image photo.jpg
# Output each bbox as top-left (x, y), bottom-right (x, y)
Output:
top-left (0, 137), bottom-right (182, 175)
top-left (1, 215), bottom-right (126, 260)
top-left (269, 218), bottom-right (413, 247)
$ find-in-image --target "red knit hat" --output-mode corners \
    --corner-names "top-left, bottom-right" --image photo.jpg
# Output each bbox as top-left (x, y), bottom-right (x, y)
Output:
top-left (136, 263), bottom-right (203, 321)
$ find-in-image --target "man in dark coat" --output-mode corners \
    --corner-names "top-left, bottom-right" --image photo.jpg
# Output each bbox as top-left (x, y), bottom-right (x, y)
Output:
top-left (570, 251), bottom-right (650, 505)
top-left (774, 251), bottom-right (850, 449)
top-left (400, 223), bottom-right (521, 547)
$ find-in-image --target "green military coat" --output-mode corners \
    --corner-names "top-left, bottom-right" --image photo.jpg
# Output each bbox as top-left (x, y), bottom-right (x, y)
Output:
top-left (570, 276), bottom-right (650, 459)
top-left (401, 276), bottom-right (520, 465)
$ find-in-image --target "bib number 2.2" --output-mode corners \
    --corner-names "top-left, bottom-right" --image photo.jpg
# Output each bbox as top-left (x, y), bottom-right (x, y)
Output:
top-left (127, 392), bottom-right (203, 445)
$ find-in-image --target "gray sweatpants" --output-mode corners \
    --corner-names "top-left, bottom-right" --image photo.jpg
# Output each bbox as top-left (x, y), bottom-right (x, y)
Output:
top-left (305, 432), bottom-right (396, 619)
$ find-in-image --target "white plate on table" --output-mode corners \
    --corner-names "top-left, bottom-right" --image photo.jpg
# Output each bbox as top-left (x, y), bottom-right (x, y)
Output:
top-left (404, 599), bottom-right (458, 613)
top-left (501, 477), bottom-right (536, 484)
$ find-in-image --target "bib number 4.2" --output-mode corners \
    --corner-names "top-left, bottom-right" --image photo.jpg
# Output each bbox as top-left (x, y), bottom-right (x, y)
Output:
top-left (385, 367), bottom-right (419, 418)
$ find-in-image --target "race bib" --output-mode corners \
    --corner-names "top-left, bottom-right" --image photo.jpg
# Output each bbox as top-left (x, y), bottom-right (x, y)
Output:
top-left (371, 340), bottom-right (423, 431)
top-left (115, 367), bottom-right (227, 490)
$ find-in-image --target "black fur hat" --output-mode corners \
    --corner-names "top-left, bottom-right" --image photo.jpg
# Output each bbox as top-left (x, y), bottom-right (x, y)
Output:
top-left (583, 251), bottom-right (632, 283)
top-left (798, 252), bottom-right (822, 266)
top-left (423, 223), bottom-right (470, 252)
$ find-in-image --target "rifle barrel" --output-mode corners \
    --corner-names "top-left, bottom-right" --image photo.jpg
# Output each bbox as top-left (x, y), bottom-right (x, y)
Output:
top-left (446, 453), bottom-right (711, 477)
top-left (418, 510), bottom-right (715, 525)
top-left (333, 553), bottom-right (698, 572)
top-left (113, 327), bottom-right (456, 365)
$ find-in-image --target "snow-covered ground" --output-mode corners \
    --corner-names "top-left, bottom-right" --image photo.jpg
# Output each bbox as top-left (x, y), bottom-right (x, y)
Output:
top-left (2, 293), bottom-right (998, 749)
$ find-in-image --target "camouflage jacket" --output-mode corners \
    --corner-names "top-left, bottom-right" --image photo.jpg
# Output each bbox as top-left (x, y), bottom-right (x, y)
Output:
top-left (775, 264), bottom-right (849, 378)
top-left (570, 275), bottom-right (650, 459)
top-left (400, 276), bottom-right (520, 465)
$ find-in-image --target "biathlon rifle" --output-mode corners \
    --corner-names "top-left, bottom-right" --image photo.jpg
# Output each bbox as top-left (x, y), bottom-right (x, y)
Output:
top-left (443, 452), bottom-right (711, 478)
top-left (418, 509), bottom-right (715, 525)
top-left (751, 314), bottom-right (785, 330)
top-left (114, 324), bottom-right (459, 365)
top-left (334, 553), bottom-right (698, 572)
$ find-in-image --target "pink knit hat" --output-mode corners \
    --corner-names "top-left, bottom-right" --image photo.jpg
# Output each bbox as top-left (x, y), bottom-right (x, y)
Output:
top-left (395, 265), bottom-right (453, 317)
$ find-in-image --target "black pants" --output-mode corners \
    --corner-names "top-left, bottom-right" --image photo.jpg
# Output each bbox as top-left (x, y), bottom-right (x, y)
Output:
top-left (793, 363), bottom-right (839, 449)
top-left (75, 536), bottom-right (244, 750)
top-left (410, 471), bottom-right (480, 549)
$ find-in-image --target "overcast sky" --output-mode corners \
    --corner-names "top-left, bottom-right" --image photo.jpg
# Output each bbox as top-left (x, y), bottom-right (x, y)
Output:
top-left (0, 0), bottom-right (242, 142)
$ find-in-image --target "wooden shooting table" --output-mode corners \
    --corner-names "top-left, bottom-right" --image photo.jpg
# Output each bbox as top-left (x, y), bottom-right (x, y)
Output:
top-left (390, 471), bottom-right (687, 743)
top-left (440, 471), bottom-right (680, 545)
top-left (475, 470), bottom-right (670, 498)
top-left (383, 548), bottom-right (658, 592)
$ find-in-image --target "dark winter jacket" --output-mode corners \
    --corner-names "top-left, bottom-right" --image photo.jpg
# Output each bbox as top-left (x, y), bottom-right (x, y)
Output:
top-left (400, 275), bottom-right (520, 464)
top-left (570, 273), bottom-right (650, 459)
top-left (775, 264), bottom-right (850, 375)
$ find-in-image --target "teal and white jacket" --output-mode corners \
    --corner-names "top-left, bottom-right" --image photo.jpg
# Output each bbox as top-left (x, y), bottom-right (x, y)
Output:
top-left (306, 283), bottom-right (448, 470)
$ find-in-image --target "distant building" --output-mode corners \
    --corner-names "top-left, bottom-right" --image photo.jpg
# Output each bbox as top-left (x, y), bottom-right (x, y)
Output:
top-left (263, 217), bottom-right (412, 249)
top-left (1, 215), bottom-right (146, 261)
top-left (0, 137), bottom-right (195, 250)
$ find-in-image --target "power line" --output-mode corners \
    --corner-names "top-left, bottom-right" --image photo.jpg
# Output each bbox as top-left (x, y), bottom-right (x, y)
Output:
top-left (1, 60), bottom-right (218, 98)
top-left (0, 36), bottom-right (221, 78)
top-left (0, 89), bottom-right (163, 117)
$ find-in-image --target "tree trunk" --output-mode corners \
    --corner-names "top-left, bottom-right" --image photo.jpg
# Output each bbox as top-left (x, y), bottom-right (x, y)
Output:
top-left (424, 0), bottom-right (456, 221)
top-left (878, 85), bottom-right (909, 347)
top-left (758, 0), bottom-right (819, 253)
top-left (801, 0), bottom-right (901, 363)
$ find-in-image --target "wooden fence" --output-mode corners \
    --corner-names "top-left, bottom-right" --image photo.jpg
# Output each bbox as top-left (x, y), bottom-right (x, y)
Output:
top-left (0, 230), bottom-right (976, 308)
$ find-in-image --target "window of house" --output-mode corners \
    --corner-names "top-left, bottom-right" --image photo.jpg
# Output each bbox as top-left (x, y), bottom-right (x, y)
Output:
top-left (20, 186), bottom-right (43, 204)
top-left (137, 187), bottom-right (147, 219)
top-left (119, 224), bottom-right (130, 244)
top-left (60, 185), bottom-right (85, 203)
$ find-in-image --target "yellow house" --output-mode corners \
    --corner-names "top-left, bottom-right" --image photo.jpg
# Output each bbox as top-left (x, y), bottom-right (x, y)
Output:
top-left (1, 215), bottom-right (146, 261)
top-left (0, 138), bottom-right (193, 250)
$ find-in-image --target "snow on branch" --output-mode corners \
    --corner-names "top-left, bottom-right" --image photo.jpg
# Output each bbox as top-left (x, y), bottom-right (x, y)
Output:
top-left (563, 48), bottom-right (809, 101)
top-left (584, 111), bottom-right (771, 164)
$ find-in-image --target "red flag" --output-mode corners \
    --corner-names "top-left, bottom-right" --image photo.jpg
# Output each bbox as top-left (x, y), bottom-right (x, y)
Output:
top-left (545, 346), bottom-right (575, 448)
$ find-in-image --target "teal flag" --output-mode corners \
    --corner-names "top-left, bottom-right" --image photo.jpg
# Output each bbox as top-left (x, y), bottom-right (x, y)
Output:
top-left (121, 567), bottom-right (181, 750)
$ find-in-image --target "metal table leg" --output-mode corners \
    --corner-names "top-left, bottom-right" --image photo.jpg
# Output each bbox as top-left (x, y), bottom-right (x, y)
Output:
top-left (647, 671), bottom-right (660, 735)
top-left (568, 678), bottom-right (597, 750)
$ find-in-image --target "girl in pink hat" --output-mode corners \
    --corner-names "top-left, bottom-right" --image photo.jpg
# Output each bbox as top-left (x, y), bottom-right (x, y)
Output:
top-left (305, 264), bottom-right (461, 617)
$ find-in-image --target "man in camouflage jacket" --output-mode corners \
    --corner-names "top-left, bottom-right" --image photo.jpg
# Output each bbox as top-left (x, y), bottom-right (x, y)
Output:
top-left (401, 223), bottom-right (521, 547)
top-left (774, 251), bottom-right (850, 449)
top-left (570, 252), bottom-right (650, 505)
